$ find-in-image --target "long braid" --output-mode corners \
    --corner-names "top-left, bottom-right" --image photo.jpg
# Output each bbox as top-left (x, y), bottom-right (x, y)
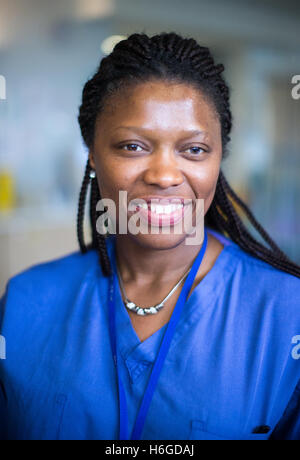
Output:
top-left (207, 172), bottom-right (300, 277)
top-left (76, 157), bottom-right (112, 275)
top-left (77, 31), bottom-right (300, 278)
top-left (89, 173), bottom-right (112, 276)
top-left (220, 172), bottom-right (288, 258)
top-left (77, 159), bottom-right (92, 253)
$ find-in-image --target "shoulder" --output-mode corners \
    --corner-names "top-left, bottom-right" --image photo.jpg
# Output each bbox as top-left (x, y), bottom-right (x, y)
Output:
top-left (0, 235), bottom-right (116, 317)
top-left (208, 227), bottom-right (300, 294)
top-left (208, 226), bottom-right (300, 326)
top-left (228, 241), bottom-right (300, 287)
top-left (0, 248), bottom-right (101, 323)
top-left (8, 248), bottom-right (99, 293)
top-left (222, 240), bottom-right (300, 322)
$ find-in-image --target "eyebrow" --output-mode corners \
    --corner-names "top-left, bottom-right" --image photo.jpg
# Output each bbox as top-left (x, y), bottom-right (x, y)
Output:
top-left (113, 126), bottom-right (209, 139)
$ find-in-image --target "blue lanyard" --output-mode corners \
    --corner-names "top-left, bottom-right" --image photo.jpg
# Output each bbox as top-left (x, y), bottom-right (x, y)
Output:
top-left (108, 228), bottom-right (208, 440)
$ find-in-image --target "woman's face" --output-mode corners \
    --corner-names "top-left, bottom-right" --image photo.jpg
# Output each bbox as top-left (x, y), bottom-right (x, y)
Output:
top-left (89, 80), bottom-right (222, 249)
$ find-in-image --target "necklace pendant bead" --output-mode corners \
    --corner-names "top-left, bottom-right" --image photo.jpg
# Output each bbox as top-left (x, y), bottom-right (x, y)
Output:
top-left (126, 301), bottom-right (136, 310)
top-left (116, 260), bottom-right (191, 316)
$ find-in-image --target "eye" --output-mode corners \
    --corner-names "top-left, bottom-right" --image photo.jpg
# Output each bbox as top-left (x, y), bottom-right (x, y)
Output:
top-left (120, 143), bottom-right (143, 152)
top-left (184, 146), bottom-right (206, 156)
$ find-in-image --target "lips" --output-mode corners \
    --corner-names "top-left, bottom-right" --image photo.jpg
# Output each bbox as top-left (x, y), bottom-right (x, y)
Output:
top-left (131, 196), bottom-right (192, 205)
top-left (129, 196), bottom-right (193, 227)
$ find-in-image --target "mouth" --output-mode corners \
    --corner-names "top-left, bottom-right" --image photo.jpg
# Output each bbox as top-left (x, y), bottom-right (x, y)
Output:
top-left (129, 197), bottom-right (194, 227)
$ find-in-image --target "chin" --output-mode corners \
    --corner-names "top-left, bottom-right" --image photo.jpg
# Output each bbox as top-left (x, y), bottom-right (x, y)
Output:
top-left (126, 231), bottom-right (194, 251)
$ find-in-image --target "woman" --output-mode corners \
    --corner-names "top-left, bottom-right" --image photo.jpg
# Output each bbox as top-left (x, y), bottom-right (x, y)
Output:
top-left (1, 32), bottom-right (300, 441)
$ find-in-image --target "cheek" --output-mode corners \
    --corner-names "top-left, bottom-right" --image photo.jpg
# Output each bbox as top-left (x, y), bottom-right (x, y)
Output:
top-left (189, 158), bottom-right (220, 197)
top-left (95, 157), bottom-right (136, 200)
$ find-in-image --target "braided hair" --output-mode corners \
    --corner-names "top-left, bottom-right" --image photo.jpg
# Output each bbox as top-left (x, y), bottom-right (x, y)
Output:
top-left (77, 31), bottom-right (300, 278)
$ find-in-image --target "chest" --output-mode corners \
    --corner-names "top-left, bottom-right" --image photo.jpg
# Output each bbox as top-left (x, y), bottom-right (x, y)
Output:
top-left (123, 270), bottom-right (205, 342)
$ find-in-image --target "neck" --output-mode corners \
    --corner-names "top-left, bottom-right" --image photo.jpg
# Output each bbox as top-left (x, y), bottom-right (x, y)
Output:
top-left (114, 231), bottom-right (208, 286)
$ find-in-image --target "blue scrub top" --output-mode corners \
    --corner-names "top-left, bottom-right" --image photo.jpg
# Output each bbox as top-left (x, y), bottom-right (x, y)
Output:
top-left (0, 228), bottom-right (300, 440)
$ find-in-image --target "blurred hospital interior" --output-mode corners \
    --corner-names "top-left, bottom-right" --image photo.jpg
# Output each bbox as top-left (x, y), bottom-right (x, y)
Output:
top-left (0, 0), bottom-right (300, 295)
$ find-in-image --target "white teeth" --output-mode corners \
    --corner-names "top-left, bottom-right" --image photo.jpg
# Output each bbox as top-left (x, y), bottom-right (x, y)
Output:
top-left (134, 201), bottom-right (184, 214)
top-left (150, 203), bottom-right (183, 214)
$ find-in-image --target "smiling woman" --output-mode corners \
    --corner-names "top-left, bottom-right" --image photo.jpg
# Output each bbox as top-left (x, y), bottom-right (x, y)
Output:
top-left (90, 81), bottom-right (220, 249)
top-left (1, 31), bottom-right (300, 441)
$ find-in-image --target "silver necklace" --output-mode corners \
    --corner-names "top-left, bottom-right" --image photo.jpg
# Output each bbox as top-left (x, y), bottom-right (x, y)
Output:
top-left (116, 263), bottom-right (192, 316)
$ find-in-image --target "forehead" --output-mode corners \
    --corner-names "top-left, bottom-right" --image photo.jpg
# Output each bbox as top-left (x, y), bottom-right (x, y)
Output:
top-left (96, 80), bottom-right (220, 134)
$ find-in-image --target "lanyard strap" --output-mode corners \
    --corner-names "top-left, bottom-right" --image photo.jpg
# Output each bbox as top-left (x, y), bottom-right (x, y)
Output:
top-left (108, 278), bottom-right (129, 440)
top-left (108, 228), bottom-right (208, 440)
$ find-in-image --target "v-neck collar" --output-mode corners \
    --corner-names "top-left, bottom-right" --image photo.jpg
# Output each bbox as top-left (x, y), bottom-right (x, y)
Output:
top-left (105, 229), bottom-right (237, 369)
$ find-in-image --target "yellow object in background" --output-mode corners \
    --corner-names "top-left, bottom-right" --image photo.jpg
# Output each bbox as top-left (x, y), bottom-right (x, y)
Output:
top-left (0, 170), bottom-right (16, 211)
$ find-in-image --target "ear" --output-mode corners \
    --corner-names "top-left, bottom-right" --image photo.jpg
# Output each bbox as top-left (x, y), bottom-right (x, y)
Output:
top-left (88, 151), bottom-right (96, 170)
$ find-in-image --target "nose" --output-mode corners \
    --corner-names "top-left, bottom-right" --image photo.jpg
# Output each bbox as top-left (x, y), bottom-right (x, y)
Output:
top-left (143, 149), bottom-right (184, 189)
